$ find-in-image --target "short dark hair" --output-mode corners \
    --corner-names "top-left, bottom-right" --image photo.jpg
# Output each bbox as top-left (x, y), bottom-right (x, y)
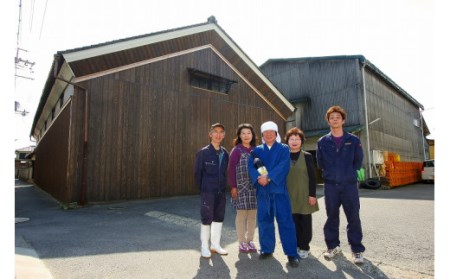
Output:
top-left (325, 106), bottom-right (347, 121)
top-left (285, 127), bottom-right (305, 143)
top-left (233, 123), bottom-right (258, 146)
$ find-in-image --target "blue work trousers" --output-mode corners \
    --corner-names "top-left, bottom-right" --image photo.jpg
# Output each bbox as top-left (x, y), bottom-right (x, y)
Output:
top-left (323, 183), bottom-right (365, 253)
top-left (200, 192), bottom-right (226, 225)
top-left (258, 192), bottom-right (298, 257)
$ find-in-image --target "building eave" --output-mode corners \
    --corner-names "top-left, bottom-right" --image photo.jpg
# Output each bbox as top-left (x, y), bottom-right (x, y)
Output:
top-left (31, 18), bottom-right (295, 138)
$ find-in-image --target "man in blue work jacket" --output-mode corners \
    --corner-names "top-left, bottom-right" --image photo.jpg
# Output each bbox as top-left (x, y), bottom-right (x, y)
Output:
top-left (195, 123), bottom-right (229, 259)
top-left (248, 121), bottom-right (300, 268)
top-left (317, 106), bottom-right (365, 264)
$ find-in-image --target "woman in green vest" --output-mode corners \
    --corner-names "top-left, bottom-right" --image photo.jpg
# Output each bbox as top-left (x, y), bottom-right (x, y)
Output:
top-left (285, 127), bottom-right (319, 259)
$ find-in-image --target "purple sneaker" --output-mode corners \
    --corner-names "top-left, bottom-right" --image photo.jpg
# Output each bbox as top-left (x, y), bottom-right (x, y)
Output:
top-left (239, 242), bottom-right (250, 253)
top-left (247, 241), bottom-right (257, 253)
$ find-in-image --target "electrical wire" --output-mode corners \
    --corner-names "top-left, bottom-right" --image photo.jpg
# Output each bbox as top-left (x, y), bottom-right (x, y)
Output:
top-left (29, 0), bottom-right (35, 32)
top-left (39, 0), bottom-right (49, 39)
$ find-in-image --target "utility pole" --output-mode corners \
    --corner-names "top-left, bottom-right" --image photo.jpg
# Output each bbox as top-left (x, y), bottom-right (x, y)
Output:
top-left (15, 0), bottom-right (35, 81)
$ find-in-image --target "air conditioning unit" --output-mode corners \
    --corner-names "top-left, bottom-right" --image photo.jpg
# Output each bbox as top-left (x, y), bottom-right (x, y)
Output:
top-left (372, 150), bottom-right (384, 164)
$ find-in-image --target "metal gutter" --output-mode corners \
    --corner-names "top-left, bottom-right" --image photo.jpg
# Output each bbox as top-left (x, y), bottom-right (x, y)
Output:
top-left (361, 62), bottom-right (373, 178)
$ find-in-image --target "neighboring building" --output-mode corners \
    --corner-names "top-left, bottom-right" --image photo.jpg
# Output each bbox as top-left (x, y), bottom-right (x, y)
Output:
top-left (260, 55), bottom-right (430, 178)
top-left (15, 146), bottom-right (35, 181)
top-left (15, 146), bottom-right (35, 160)
top-left (30, 17), bottom-right (294, 204)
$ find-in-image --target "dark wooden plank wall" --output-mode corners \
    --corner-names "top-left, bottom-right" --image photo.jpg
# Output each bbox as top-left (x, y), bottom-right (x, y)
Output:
top-left (33, 101), bottom-right (71, 202)
top-left (78, 48), bottom-right (283, 202)
top-left (68, 29), bottom-right (292, 119)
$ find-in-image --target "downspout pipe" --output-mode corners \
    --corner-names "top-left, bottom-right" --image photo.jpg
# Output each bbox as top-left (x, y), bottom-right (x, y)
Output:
top-left (361, 62), bottom-right (373, 178)
top-left (420, 109), bottom-right (426, 160)
top-left (53, 58), bottom-right (89, 205)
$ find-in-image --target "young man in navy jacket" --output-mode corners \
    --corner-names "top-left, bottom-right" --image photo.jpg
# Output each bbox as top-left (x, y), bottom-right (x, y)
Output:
top-left (195, 123), bottom-right (229, 258)
top-left (317, 106), bottom-right (365, 264)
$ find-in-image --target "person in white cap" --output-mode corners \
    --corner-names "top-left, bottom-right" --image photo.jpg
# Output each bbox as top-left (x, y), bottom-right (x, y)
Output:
top-left (247, 121), bottom-right (300, 268)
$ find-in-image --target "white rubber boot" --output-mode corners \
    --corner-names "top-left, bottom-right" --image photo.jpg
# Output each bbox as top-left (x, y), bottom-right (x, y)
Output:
top-left (210, 222), bottom-right (228, 255)
top-left (200, 224), bottom-right (211, 258)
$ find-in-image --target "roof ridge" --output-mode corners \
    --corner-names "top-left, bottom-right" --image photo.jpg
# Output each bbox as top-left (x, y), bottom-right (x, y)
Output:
top-left (57, 19), bottom-right (214, 55)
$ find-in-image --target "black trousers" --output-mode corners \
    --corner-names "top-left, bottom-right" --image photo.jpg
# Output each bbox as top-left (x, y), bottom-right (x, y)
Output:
top-left (292, 213), bottom-right (312, 251)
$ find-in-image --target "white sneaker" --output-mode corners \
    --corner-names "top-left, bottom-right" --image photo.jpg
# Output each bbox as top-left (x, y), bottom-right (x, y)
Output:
top-left (353, 252), bottom-right (364, 264)
top-left (324, 246), bottom-right (342, 260)
top-left (298, 249), bottom-right (310, 259)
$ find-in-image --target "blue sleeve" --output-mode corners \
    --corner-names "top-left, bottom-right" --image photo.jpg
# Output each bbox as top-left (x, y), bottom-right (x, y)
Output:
top-left (194, 150), bottom-right (203, 189)
top-left (316, 140), bottom-right (323, 170)
top-left (268, 145), bottom-right (290, 187)
top-left (353, 137), bottom-right (364, 170)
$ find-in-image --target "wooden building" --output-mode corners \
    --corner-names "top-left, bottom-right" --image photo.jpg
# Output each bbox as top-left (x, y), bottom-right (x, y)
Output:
top-left (260, 55), bottom-right (430, 178)
top-left (30, 16), bottom-right (294, 204)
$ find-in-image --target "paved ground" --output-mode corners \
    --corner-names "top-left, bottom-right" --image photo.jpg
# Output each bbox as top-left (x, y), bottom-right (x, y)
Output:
top-left (15, 179), bottom-right (434, 278)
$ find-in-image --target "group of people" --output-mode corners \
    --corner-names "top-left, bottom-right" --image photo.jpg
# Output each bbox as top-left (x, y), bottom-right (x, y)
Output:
top-left (194, 105), bottom-right (366, 268)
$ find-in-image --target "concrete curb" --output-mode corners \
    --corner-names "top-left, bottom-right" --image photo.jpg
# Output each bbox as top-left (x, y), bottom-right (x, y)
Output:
top-left (16, 247), bottom-right (52, 279)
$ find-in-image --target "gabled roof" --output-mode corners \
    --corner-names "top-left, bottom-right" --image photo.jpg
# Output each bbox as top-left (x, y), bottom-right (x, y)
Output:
top-left (31, 16), bottom-right (294, 138)
top-left (15, 146), bottom-right (36, 153)
top-left (261, 55), bottom-right (424, 110)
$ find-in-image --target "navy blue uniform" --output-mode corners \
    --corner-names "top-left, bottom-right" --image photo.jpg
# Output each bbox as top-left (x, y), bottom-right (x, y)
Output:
top-left (195, 144), bottom-right (229, 225)
top-left (317, 132), bottom-right (365, 253)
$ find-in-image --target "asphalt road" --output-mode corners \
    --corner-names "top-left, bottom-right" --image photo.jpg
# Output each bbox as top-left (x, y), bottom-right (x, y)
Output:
top-left (15, 180), bottom-right (434, 278)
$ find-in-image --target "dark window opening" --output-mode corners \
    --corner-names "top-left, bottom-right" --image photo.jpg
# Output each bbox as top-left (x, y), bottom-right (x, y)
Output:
top-left (188, 68), bottom-right (237, 94)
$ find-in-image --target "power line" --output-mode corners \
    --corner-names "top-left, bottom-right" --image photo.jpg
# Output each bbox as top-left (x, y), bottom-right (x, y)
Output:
top-left (29, 0), bottom-right (35, 32)
top-left (39, 0), bottom-right (49, 40)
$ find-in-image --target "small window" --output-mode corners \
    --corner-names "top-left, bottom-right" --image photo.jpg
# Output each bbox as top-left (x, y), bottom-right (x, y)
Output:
top-left (51, 107), bottom-right (56, 120)
top-left (188, 68), bottom-right (237, 94)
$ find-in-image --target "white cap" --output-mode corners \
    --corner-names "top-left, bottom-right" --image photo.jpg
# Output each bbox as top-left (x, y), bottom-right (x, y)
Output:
top-left (261, 121), bottom-right (281, 143)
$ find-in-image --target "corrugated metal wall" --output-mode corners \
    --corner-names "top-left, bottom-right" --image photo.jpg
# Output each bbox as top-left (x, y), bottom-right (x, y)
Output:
top-left (261, 59), bottom-right (363, 132)
top-left (364, 68), bottom-right (424, 161)
top-left (261, 58), bottom-right (425, 171)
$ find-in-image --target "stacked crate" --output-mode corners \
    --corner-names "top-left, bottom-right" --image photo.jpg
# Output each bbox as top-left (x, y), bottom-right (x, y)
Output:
top-left (384, 152), bottom-right (422, 187)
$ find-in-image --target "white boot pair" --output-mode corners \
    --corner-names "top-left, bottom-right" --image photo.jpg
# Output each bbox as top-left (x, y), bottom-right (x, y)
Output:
top-left (200, 222), bottom-right (228, 258)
